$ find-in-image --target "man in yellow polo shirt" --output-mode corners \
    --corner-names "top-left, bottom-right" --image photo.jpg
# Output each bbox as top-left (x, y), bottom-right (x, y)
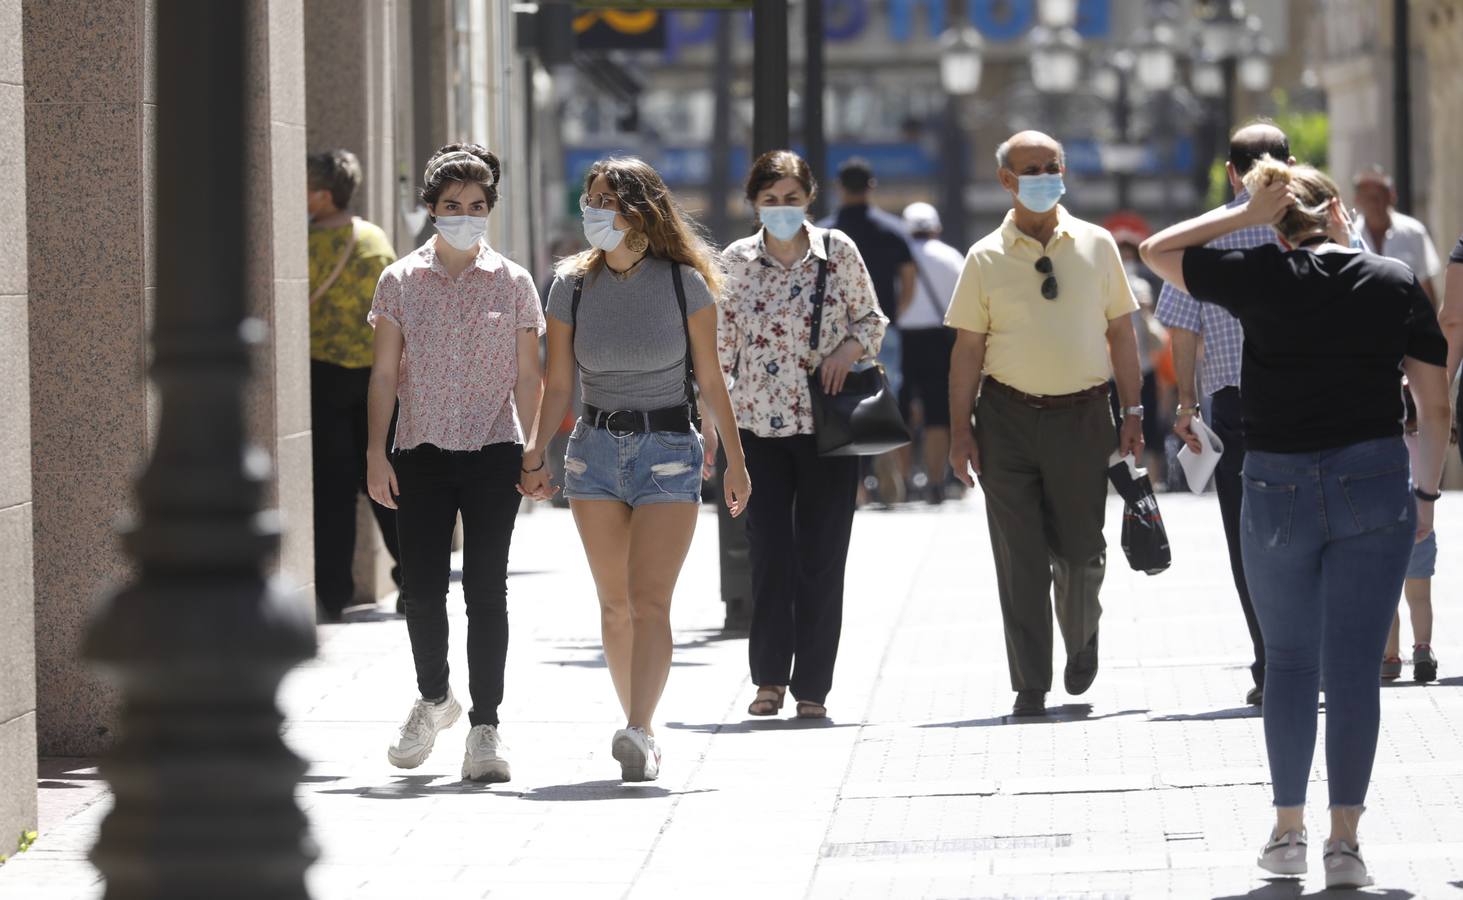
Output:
top-left (947, 131), bottom-right (1144, 718)
top-left (307, 149), bottom-right (402, 622)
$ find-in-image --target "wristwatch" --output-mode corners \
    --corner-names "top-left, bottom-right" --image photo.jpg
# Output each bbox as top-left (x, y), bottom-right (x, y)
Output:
top-left (1122, 405), bottom-right (1145, 419)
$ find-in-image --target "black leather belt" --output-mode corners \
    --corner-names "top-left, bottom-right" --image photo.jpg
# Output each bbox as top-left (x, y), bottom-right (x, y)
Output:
top-left (582, 404), bottom-right (692, 436)
top-left (984, 378), bottom-right (1109, 409)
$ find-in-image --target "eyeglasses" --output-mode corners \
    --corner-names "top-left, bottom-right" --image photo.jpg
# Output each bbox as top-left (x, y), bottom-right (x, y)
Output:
top-left (579, 192), bottom-right (621, 211)
top-left (1035, 256), bottom-right (1058, 300)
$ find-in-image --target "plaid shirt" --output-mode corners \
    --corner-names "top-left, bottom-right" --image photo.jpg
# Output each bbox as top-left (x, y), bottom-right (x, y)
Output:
top-left (1154, 191), bottom-right (1279, 397)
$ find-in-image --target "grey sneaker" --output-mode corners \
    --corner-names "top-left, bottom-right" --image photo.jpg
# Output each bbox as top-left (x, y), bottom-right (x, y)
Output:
top-left (462, 724), bottom-right (512, 783)
top-left (1257, 829), bottom-right (1307, 877)
top-left (612, 727), bottom-right (661, 782)
top-left (1414, 644), bottom-right (1438, 683)
top-left (387, 690), bottom-right (461, 769)
top-left (1323, 839), bottom-right (1372, 888)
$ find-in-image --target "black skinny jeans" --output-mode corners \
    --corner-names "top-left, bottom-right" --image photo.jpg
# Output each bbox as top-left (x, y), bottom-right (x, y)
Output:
top-left (1211, 386), bottom-right (1265, 688)
top-left (310, 359), bottom-right (402, 614)
top-left (394, 442), bottom-right (523, 727)
top-left (741, 431), bottom-right (860, 705)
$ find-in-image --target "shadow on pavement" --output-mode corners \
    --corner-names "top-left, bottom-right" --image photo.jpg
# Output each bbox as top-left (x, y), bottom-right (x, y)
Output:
top-left (518, 780), bottom-right (717, 801)
top-left (664, 719), bottom-right (857, 734)
top-left (544, 657), bottom-right (707, 668)
top-left (1212, 883), bottom-right (1414, 899)
top-left (1150, 706), bottom-right (1261, 722)
top-left (1434, 676), bottom-right (1463, 688)
top-left (316, 775), bottom-right (520, 799)
top-left (916, 705), bottom-right (1149, 729)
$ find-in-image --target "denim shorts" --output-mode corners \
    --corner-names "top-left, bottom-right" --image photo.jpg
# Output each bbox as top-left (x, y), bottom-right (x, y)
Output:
top-left (562, 418), bottom-right (704, 506)
top-left (1407, 530), bottom-right (1438, 579)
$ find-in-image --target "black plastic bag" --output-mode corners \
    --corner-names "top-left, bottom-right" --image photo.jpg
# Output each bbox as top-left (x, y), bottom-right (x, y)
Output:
top-left (1108, 456), bottom-right (1171, 575)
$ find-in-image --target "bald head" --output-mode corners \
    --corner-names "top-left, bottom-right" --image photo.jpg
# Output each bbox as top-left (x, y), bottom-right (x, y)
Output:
top-left (1228, 122), bottom-right (1290, 178)
top-left (995, 131), bottom-right (1065, 172)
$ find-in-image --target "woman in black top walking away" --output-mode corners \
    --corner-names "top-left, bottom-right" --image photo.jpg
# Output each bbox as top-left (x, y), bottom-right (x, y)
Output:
top-left (1142, 157), bottom-right (1450, 889)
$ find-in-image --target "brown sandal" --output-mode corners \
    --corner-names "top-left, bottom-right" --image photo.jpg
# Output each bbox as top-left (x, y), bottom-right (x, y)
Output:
top-left (747, 686), bottom-right (786, 716)
top-left (795, 701), bottom-right (827, 719)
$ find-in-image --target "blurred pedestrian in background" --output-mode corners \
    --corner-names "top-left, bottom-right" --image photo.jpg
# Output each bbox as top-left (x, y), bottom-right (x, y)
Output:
top-left (1354, 165), bottom-right (1443, 305)
top-left (524, 157), bottom-right (749, 782)
top-left (1155, 121), bottom-right (1291, 707)
top-left (898, 201), bottom-right (964, 504)
top-left (947, 131), bottom-right (1143, 719)
top-left (823, 158), bottom-right (914, 505)
top-left (720, 150), bottom-right (886, 721)
top-left (1141, 157), bottom-right (1449, 889)
top-left (367, 144), bottom-right (545, 783)
top-left (306, 148), bottom-right (404, 622)
top-left (1443, 235), bottom-right (1463, 464)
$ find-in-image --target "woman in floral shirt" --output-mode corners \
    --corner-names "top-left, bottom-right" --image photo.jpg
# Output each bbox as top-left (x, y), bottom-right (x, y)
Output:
top-left (718, 150), bottom-right (887, 719)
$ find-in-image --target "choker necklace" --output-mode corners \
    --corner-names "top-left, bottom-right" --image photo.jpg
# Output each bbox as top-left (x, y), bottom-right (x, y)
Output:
top-left (605, 254), bottom-right (648, 280)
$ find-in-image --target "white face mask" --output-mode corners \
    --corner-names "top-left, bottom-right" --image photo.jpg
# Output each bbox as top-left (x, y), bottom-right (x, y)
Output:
top-left (582, 206), bottom-right (625, 252)
top-left (434, 214), bottom-right (487, 252)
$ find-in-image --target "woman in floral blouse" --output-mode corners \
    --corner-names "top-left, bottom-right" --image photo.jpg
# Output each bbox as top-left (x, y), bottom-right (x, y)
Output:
top-left (718, 150), bottom-right (887, 719)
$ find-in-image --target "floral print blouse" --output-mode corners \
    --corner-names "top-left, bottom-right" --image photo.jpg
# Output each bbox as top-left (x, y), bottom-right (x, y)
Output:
top-left (368, 239), bottom-right (546, 452)
top-left (718, 223), bottom-right (887, 438)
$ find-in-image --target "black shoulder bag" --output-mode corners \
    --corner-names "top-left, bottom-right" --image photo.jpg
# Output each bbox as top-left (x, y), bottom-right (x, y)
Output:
top-left (571, 263), bottom-right (700, 429)
top-left (805, 232), bottom-right (911, 457)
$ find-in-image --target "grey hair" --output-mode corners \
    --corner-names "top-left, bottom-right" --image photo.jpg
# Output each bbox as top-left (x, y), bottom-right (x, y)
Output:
top-left (995, 139), bottom-right (1066, 170)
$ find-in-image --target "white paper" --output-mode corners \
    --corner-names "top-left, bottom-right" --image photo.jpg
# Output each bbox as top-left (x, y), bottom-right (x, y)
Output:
top-left (1177, 416), bottom-right (1225, 494)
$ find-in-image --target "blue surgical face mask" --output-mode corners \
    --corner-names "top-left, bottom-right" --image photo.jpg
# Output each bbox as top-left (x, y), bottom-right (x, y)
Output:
top-left (581, 206), bottom-right (625, 252)
top-left (1016, 173), bottom-right (1066, 214)
top-left (758, 205), bottom-right (807, 242)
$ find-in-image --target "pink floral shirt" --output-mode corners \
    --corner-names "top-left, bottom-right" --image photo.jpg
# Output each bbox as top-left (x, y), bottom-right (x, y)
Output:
top-left (717, 224), bottom-right (887, 437)
top-left (368, 239), bottom-right (546, 452)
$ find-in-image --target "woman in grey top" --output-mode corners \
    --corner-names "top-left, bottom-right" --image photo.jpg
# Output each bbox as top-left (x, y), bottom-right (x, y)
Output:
top-left (521, 157), bottom-right (750, 782)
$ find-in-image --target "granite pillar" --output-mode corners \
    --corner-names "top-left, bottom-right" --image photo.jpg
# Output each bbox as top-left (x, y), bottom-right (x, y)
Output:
top-left (0, 0), bottom-right (39, 845)
top-left (23, 0), bottom-right (314, 756)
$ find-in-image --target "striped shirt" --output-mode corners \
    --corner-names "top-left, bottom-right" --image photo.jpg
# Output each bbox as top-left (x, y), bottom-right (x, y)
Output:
top-left (1154, 191), bottom-right (1279, 397)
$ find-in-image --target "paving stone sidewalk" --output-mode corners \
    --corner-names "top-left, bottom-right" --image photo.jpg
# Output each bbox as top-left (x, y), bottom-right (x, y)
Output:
top-left (2, 492), bottom-right (1462, 899)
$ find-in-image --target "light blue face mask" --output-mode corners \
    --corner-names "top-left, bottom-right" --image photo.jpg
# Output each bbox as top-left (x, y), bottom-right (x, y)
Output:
top-left (1016, 173), bottom-right (1066, 214)
top-left (759, 205), bottom-right (807, 242)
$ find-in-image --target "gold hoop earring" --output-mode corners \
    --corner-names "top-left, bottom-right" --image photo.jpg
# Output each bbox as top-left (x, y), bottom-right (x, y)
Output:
top-left (624, 230), bottom-right (649, 254)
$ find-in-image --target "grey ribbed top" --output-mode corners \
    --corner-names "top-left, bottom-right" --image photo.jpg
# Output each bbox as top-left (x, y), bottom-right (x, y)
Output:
top-left (546, 257), bottom-right (715, 412)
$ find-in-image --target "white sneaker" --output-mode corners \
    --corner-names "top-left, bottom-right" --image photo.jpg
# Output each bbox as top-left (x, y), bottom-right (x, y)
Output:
top-left (1323, 839), bottom-right (1373, 889)
top-left (461, 724), bottom-right (512, 783)
top-left (1257, 829), bottom-right (1307, 876)
top-left (611, 727), bottom-right (661, 782)
top-left (386, 690), bottom-right (461, 769)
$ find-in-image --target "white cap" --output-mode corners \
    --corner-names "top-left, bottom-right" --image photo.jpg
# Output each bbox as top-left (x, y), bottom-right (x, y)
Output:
top-left (902, 201), bottom-right (941, 233)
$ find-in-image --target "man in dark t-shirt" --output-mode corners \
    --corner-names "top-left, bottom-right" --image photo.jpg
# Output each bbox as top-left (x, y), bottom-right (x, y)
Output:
top-left (822, 160), bottom-right (916, 504)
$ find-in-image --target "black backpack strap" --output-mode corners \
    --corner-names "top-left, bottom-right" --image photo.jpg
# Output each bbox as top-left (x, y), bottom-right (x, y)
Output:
top-left (671, 263), bottom-right (700, 424)
top-left (808, 230), bottom-right (832, 351)
top-left (570, 274), bottom-right (584, 329)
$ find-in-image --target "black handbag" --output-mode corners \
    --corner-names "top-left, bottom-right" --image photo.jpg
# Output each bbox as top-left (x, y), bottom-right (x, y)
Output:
top-left (804, 232), bottom-right (912, 457)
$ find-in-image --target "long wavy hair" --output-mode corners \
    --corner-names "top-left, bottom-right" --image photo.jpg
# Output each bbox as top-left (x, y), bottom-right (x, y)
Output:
top-left (558, 157), bottom-right (722, 296)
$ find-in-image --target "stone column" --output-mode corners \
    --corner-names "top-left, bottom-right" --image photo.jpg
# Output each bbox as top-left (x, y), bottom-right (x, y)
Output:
top-left (0, 0), bottom-right (38, 844)
top-left (23, 0), bottom-right (314, 756)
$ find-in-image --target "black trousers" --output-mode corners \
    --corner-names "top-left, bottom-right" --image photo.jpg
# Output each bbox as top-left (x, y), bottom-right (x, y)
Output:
top-left (1211, 386), bottom-right (1265, 688)
top-left (394, 442), bottom-right (523, 727)
top-left (310, 360), bottom-right (402, 614)
top-left (741, 431), bottom-right (860, 705)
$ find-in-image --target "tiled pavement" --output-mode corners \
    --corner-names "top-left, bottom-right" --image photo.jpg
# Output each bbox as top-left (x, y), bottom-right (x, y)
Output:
top-left (3, 492), bottom-right (1462, 899)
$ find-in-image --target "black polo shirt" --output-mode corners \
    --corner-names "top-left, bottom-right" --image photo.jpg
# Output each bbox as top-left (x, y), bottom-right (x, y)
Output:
top-left (828, 204), bottom-right (913, 320)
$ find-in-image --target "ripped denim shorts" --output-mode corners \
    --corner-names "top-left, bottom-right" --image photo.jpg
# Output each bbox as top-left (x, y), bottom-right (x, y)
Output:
top-left (562, 418), bottom-right (705, 506)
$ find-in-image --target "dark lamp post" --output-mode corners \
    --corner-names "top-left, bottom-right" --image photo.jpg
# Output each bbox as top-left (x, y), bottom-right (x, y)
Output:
top-left (83, 2), bottom-right (317, 897)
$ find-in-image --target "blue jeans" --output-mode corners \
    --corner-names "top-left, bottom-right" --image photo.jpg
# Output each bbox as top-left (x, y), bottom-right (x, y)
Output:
top-left (562, 419), bottom-right (704, 506)
top-left (1241, 436), bottom-right (1416, 808)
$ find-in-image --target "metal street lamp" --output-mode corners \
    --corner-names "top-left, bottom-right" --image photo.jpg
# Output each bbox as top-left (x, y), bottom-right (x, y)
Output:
top-left (1191, 58), bottom-right (1227, 98)
top-left (1037, 0), bottom-right (1079, 29)
top-left (1134, 22), bottom-right (1178, 92)
top-left (938, 24), bottom-right (985, 96)
top-left (1237, 25), bottom-right (1274, 92)
top-left (1029, 26), bottom-right (1083, 94)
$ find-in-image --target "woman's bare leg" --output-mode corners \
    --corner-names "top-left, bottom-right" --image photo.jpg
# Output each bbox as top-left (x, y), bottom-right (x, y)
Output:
top-left (1404, 578), bottom-right (1433, 646)
top-left (571, 500), bottom-right (635, 716)
top-left (626, 503), bottom-right (699, 734)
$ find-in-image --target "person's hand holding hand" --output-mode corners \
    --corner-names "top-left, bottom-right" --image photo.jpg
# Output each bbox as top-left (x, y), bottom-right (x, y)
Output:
top-left (516, 450), bottom-right (558, 501)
